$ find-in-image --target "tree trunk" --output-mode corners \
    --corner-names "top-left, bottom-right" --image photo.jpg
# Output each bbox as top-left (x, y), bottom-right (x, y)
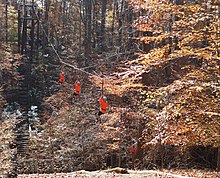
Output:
top-left (5, 0), bottom-right (8, 45)
top-left (30, 0), bottom-right (35, 58)
top-left (84, 0), bottom-right (92, 56)
top-left (62, 1), bottom-right (66, 42)
top-left (18, 5), bottom-right (21, 52)
top-left (217, 147), bottom-right (220, 171)
top-left (110, 0), bottom-right (116, 46)
top-left (21, 8), bottom-right (27, 54)
top-left (217, 2), bottom-right (220, 57)
top-left (128, 6), bottom-right (133, 49)
top-left (100, 0), bottom-right (107, 50)
top-left (36, 10), bottom-right (40, 50)
top-left (117, 0), bottom-right (123, 46)
top-left (217, 122), bottom-right (220, 171)
top-left (115, 0), bottom-right (119, 45)
top-left (43, 0), bottom-right (50, 51)
top-left (92, 0), bottom-right (97, 48)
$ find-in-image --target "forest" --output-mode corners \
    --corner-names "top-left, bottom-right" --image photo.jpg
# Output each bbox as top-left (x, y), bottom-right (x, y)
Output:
top-left (0, 0), bottom-right (220, 177)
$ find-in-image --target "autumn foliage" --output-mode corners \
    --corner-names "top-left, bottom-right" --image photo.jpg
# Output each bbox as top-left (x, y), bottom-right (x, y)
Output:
top-left (0, 0), bottom-right (220, 176)
top-left (122, 0), bottom-right (220, 168)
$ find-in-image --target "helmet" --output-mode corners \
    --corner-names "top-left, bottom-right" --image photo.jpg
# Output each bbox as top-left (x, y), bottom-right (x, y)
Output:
top-left (103, 96), bottom-right (107, 101)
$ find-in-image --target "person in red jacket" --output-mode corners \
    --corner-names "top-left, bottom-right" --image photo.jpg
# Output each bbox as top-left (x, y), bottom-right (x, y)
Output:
top-left (96, 95), bottom-right (109, 121)
top-left (74, 80), bottom-right (81, 95)
top-left (59, 71), bottom-right (65, 83)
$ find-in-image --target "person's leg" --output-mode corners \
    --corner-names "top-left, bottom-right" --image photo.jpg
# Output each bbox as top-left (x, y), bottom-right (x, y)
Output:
top-left (73, 92), bottom-right (79, 96)
top-left (95, 111), bottom-right (103, 123)
top-left (71, 93), bottom-right (79, 103)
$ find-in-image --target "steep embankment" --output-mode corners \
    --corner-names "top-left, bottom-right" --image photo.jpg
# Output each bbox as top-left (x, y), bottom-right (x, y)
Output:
top-left (17, 51), bottom-right (137, 173)
top-left (117, 53), bottom-right (220, 168)
top-left (16, 45), bottom-right (219, 175)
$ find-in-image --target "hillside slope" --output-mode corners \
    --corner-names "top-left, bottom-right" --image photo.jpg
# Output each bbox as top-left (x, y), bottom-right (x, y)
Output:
top-left (15, 44), bottom-right (220, 174)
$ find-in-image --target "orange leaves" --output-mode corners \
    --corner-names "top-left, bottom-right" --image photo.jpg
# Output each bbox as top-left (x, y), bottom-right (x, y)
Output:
top-left (140, 33), bottom-right (171, 45)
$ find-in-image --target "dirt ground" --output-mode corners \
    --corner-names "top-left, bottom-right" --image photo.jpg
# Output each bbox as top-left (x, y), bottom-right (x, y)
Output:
top-left (17, 168), bottom-right (220, 178)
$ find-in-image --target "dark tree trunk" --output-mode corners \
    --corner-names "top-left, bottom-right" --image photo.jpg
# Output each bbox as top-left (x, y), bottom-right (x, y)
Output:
top-left (110, 0), bottom-right (116, 46)
top-left (116, 0), bottom-right (124, 47)
top-left (18, 5), bottom-right (21, 52)
top-left (218, 147), bottom-right (220, 171)
top-left (21, 8), bottom-right (27, 54)
top-left (83, 0), bottom-right (92, 56)
top-left (100, 0), bottom-right (107, 50)
top-left (128, 6), bottom-right (133, 49)
top-left (30, 0), bottom-right (35, 58)
top-left (119, 0), bottom-right (125, 46)
top-left (94, 1), bottom-right (101, 50)
top-left (5, 0), bottom-right (8, 44)
top-left (43, 0), bottom-right (50, 51)
top-left (36, 10), bottom-right (40, 50)
top-left (218, 119), bottom-right (220, 171)
top-left (92, 0), bottom-right (97, 48)
top-left (115, 0), bottom-right (120, 46)
top-left (62, 1), bottom-right (66, 41)
top-left (216, 2), bottom-right (220, 57)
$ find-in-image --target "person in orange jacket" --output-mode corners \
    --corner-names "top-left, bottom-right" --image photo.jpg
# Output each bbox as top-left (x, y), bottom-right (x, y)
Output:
top-left (59, 71), bottom-right (65, 83)
top-left (96, 95), bottom-right (109, 120)
top-left (74, 80), bottom-right (81, 95)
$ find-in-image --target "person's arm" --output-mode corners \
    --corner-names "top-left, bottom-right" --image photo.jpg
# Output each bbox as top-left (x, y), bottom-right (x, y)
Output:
top-left (74, 80), bottom-right (78, 87)
top-left (99, 96), bottom-right (103, 104)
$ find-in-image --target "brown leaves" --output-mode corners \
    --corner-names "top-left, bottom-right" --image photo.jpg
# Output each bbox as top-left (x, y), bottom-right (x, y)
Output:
top-left (0, 117), bottom-right (17, 176)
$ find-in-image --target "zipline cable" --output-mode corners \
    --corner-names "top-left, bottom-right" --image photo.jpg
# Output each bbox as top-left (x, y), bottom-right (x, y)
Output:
top-left (33, 7), bottom-right (103, 80)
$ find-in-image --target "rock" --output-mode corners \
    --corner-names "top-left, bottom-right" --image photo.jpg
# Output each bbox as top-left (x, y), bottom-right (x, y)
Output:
top-left (104, 167), bottom-right (129, 174)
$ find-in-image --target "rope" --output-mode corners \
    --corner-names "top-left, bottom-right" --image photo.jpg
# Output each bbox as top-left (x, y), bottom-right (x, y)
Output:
top-left (101, 79), bottom-right (104, 95)
top-left (33, 7), bottom-right (103, 80)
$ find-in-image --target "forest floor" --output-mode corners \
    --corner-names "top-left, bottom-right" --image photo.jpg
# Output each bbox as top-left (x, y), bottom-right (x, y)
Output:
top-left (17, 48), bottom-right (219, 177)
top-left (17, 168), bottom-right (220, 178)
top-left (1, 45), bottom-right (219, 177)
